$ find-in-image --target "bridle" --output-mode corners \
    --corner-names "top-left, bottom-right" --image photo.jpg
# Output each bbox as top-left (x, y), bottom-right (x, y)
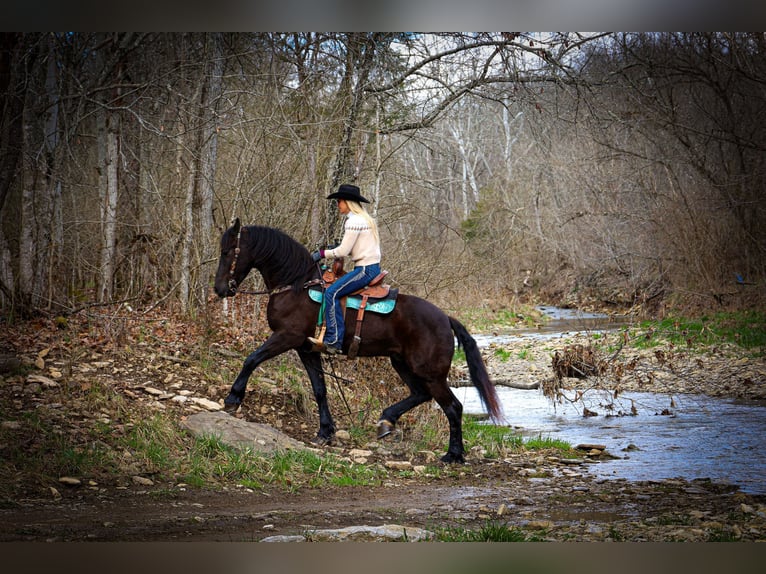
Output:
top-left (226, 225), bottom-right (243, 293)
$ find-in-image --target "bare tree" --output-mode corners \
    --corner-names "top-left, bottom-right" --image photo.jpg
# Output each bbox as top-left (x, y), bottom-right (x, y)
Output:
top-left (571, 32), bottom-right (766, 303)
top-left (6, 32), bottom-right (760, 318)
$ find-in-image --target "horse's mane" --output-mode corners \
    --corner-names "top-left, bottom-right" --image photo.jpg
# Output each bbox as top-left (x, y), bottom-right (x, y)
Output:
top-left (241, 225), bottom-right (316, 291)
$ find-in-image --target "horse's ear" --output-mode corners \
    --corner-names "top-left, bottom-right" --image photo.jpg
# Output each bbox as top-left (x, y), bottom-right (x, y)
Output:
top-left (232, 218), bottom-right (241, 233)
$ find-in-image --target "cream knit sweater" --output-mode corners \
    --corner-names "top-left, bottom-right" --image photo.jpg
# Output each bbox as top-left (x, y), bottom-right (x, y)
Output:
top-left (323, 213), bottom-right (381, 266)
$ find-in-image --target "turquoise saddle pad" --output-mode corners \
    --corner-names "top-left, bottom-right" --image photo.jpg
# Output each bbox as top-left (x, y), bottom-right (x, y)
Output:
top-left (308, 288), bottom-right (396, 315)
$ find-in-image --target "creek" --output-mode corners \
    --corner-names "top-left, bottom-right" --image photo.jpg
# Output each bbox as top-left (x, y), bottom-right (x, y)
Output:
top-left (458, 306), bottom-right (766, 494)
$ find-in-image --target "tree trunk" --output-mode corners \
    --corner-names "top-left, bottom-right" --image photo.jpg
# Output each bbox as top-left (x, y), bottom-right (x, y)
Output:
top-left (179, 145), bottom-right (195, 310)
top-left (197, 33), bottom-right (224, 304)
top-left (18, 34), bottom-right (62, 310)
top-left (97, 110), bottom-right (120, 303)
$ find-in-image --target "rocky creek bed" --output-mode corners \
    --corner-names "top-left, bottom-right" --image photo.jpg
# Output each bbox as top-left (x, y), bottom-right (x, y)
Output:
top-left (1, 315), bottom-right (765, 542)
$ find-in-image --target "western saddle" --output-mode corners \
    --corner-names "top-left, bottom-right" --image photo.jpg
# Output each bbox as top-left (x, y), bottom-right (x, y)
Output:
top-left (313, 258), bottom-right (394, 358)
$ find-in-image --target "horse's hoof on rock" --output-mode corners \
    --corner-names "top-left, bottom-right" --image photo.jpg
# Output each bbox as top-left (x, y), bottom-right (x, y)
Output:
top-left (377, 419), bottom-right (395, 439)
top-left (311, 435), bottom-right (332, 447)
top-left (440, 453), bottom-right (465, 464)
top-left (223, 402), bottom-right (239, 414)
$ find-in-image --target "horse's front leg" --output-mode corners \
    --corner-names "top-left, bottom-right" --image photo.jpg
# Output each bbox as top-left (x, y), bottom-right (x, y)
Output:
top-left (297, 348), bottom-right (335, 445)
top-left (224, 331), bottom-right (301, 412)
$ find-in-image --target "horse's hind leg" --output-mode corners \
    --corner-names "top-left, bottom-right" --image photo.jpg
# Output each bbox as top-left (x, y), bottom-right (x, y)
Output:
top-left (385, 355), bottom-right (465, 463)
top-left (377, 355), bottom-right (433, 438)
top-left (429, 386), bottom-right (464, 463)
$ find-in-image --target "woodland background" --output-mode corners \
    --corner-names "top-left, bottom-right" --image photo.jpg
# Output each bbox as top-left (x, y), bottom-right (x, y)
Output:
top-left (1, 32), bottom-right (764, 319)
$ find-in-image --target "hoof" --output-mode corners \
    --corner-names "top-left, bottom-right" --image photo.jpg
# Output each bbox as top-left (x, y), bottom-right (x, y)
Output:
top-left (377, 419), bottom-right (395, 439)
top-left (440, 452), bottom-right (465, 464)
top-left (223, 401), bottom-right (240, 414)
top-left (311, 435), bottom-right (333, 447)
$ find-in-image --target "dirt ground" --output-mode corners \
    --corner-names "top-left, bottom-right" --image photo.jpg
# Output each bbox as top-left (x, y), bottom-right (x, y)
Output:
top-left (1, 311), bottom-right (765, 542)
top-left (3, 452), bottom-right (764, 542)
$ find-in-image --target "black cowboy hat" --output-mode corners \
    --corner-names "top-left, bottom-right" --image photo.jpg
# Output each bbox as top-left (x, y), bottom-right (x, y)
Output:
top-left (326, 183), bottom-right (370, 203)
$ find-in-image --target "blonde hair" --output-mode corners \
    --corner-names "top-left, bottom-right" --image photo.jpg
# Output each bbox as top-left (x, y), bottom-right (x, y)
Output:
top-left (346, 200), bottom-right (379, 244)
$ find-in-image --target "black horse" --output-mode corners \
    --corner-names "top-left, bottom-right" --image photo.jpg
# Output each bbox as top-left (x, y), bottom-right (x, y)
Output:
top-left (213, 219), bottom-right (503, 463)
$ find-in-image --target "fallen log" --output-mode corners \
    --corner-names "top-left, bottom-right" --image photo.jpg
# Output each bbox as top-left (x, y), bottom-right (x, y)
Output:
top-left (451, 377), bottom-right (539, 390)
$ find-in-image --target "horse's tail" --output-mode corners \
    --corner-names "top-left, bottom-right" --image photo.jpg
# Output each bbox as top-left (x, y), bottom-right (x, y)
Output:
top-left (449, 317), bottom-right (504, 423)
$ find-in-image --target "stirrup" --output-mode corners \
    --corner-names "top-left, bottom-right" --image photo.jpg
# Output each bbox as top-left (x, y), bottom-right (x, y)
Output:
top-left (308, 336), bottom-right (324, 353)
top-left (308, 337), bottom-right (341, 355)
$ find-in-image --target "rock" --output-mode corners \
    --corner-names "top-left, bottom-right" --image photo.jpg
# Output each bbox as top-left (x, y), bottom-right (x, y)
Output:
top-left (181, 411), bottom-right (306, 453)
top-left (132, 476), bottom-right (154, 486)
top-left (58, 476), bottom-right (81, 487)
top-left (526, 520), bottom-right (555, 530)
top-left (27, 374), bottom-right (59, 388)
top-left (576, 443), bottom-right (606, 451)
top-left (405, 508), bottom-right (426, 516)
top-left (348, 448), bottom-right (372, 463)
top-left (385, 460), bottom-right (412, 471)
top-left (349, 448), bottom-right (373, 458)
top-left (259, 535), bottom-right (306, 543)
top-left (261, 524), bottom-right (433, 542)
top-left (189, 397), bottom-right (222, 411)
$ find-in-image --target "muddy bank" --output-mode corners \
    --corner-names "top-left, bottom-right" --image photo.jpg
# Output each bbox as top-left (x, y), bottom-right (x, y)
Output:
top-left (2, 449), bottom-right (764, 542)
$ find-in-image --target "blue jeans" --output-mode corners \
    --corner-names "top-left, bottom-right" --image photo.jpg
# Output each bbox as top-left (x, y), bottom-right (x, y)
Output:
top-left (323, 263), bottom-right (380, 349)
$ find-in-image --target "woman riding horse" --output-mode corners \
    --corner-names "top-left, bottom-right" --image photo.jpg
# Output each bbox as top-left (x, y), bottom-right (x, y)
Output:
top-left (214, 207), bottom-right (503, 463)
top-left (309, 184), bottom-right (381, 355)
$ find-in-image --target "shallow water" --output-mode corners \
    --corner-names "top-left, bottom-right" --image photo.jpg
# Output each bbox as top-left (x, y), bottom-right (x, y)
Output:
top-left (463, 306), bottom-right (766, 494)
top-left (456, 386), bottom-right (766, 494)
top-left (472, 305), bottom-right (633, 346)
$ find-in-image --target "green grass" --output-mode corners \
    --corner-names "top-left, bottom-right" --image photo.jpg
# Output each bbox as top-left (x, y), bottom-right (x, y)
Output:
top-left (182, 438), bottom-right (385, 491)
top-left (707, 528), bottom-right (739, 542)
top-left (0, 394), bottom-right (123, 496)
top-left (493, 347), bottom-right (512, 361)
top-left (516, 347), bottom-right (532, 360)
top-left (434, 521), bottom-right (545, 542)
top-left (632, 311), bottom-right (766, 352)
top-left (524, 434), bottom-right (574, 452)
top-left (460, 418), bottom-right (575, 459)
top-left (0, 382), bottom-right (390, 498)
top-left (462, 417), bottom-right (522, 458)
top-left (124, 414), bottom-right (179, 472)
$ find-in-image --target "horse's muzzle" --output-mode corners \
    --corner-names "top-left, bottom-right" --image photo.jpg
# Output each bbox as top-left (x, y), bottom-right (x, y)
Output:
top-left (214, 283), bottom-right (236, 298)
